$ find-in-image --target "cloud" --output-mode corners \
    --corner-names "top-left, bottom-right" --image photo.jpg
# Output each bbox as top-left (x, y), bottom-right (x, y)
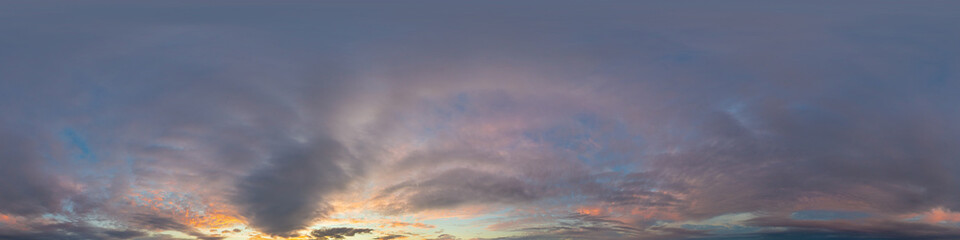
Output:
top-left (1, 3), bottom-right (359, 237)
top-left (375, 234), bottom-right (407, 240)
top-left (3, 1), bottom-right (960, 239)
top-left (130, 214), bottom-right (192, 232)
top-left (233, 138), bottom-right (352, 236)
top-left (381, 221), bottom-right (435, 229)
top-left (493, 213), bottom-right (704, 240)
top-left (0, 129), bottom-right (73, 216)
top-left (309, 227), bottom-right (374, 240)
top-left (741, 216), bottom-right (960, 240)
top-left (0, 221), bottom-right (149, 240)
top-left (129, 214), bottom-right (223, 240)
top-left (428, 234), bottom-right (461, 240)
top-left (378, 168), bottom-right (545, 213)
top-left (646, 95), bottom-right (960, 218)
top-left (104, 230), bottom-right (148, 239)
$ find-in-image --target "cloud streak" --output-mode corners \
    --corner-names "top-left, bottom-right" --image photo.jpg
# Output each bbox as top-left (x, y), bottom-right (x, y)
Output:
top-left (310, 227), bottom-right (374, 240)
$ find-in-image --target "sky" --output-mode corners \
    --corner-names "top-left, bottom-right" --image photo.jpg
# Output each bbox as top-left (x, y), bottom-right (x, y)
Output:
top-left (2, 1), bottom-right (960, 240)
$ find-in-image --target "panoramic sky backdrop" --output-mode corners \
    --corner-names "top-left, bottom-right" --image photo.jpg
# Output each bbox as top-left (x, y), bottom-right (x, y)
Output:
top-left (2, 1), bottom-right (960, 240)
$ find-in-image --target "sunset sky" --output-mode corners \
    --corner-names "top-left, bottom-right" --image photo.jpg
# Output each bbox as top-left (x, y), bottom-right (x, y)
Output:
top-left (2, 1), bottom-right (960, 240)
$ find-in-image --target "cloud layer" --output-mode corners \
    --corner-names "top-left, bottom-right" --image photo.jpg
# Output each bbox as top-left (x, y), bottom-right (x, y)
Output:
top-left (2, 1), bottom-right (960, 240)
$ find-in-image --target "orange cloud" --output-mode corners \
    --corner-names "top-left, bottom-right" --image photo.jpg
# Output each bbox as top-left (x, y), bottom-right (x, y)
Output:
top-left (125, 191), bottom-right (243, 229)
top-left (918, 207), bottom-right (960, 223)
top-left (576, 206), bottom-right (605, 216)
top-left (381, 221), bottom-right (436, 229)
top-left (0, 213), bottom-right (28, 231)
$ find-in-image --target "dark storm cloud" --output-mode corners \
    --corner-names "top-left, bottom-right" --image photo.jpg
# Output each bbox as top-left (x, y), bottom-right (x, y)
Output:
top-left (233, 139), bottom-right (352, 236)
top-left (309, 227), bottom-right (374, 240)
